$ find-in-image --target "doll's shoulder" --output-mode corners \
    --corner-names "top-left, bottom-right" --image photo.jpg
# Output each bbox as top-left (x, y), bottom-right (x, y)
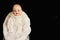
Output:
top-left (8, 12), bottom-right (13, 16)
top-left (22, 11), bottom-right (29, 19)
top-left (5, 12), bottom-right (13, 19)
top-left (22, 11), bottom-right (30, 21)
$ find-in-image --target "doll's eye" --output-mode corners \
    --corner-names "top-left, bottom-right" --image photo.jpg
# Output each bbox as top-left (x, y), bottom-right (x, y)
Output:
top-left (18, 10), bottom-right (20, 12)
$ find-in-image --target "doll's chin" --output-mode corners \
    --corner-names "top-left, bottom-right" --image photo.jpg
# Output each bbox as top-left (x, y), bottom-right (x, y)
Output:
top-left (14, 14), bottom-right (21, 16)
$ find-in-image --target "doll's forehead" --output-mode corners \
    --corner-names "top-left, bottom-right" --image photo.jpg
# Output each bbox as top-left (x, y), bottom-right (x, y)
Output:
top-left (13, 4), bottom-right (22, 10)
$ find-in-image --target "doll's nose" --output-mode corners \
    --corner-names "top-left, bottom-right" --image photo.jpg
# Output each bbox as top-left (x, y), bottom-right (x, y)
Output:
top-left (16, 12), bottom-right (19, 14)
top-left (16, 13), bottom-right (18, 14)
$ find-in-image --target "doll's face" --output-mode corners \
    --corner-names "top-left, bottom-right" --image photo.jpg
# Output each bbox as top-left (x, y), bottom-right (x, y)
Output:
top-left (12, 4), bottom-right (22, 16)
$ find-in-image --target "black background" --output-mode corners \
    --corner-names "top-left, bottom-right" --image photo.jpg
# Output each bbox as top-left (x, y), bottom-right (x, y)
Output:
top-left (0, 0), bottom-right (60, 40)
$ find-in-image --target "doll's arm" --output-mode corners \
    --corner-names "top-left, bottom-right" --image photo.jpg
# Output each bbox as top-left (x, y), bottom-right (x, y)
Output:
top-left (3, 13), bottom-right (11, 40)
top-left (3, 12), bottom-right (15, 40)
top-left (17, 12), bottom-right (31, 40)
